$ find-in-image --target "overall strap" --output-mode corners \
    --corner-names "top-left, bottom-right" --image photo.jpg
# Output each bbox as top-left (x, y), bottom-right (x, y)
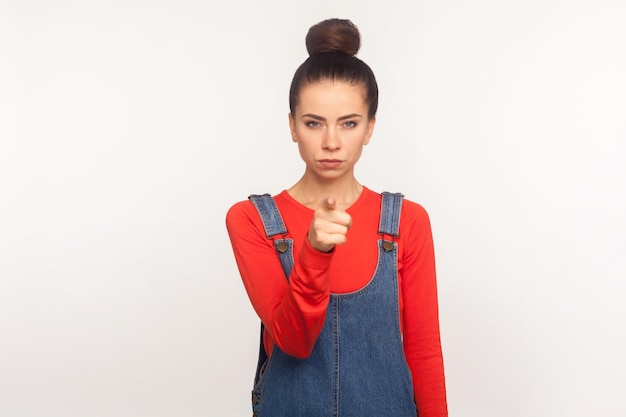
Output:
top-left (378, 192), bottom-right (404, 251)
top-left (248, 193), bottom-right (294, 279)
top-left (378, 192), bottom-right (404, 236)
top-left (248, 193), bottom-right (288, 238)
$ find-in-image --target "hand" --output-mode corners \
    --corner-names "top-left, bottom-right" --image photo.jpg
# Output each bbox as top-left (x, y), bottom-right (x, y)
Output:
top-left (308, 197), bottom-right (352, 253)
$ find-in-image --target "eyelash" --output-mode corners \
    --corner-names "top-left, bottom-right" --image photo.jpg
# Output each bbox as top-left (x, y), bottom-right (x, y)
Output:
top-left (305, 121), bottom-right (357, 128)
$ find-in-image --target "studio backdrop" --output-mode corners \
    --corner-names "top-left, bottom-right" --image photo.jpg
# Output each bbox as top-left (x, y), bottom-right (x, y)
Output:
top-left (1, 1), bottom-right (625, 416)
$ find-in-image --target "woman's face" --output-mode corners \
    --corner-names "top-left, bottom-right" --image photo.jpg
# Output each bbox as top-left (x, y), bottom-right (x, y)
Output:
top-left (289, 80), bottom-right (375, 182)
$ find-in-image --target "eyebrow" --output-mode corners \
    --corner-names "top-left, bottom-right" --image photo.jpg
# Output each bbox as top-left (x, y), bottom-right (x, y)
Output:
top-left (301, 113), bottom-right (363, 121)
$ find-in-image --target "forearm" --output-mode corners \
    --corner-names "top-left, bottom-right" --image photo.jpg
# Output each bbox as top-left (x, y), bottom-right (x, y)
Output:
top-left (226, 203), bottom-right (331, 358)
top-left (266, 239), bottom-right (331, 358)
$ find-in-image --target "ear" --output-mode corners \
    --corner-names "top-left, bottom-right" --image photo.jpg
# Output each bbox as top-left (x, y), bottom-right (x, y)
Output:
top-left (363, 117), bottom-right (376, 145)
top-left (288, 113), bottom-right (297, 142)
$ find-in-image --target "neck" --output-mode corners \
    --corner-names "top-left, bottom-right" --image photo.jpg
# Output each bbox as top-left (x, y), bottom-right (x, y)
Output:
top-left (288, 171), bottom-right (363, 210)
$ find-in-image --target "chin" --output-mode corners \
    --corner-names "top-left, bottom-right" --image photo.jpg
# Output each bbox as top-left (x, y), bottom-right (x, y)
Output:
top-left (315, 170), bottom-right (349, 181)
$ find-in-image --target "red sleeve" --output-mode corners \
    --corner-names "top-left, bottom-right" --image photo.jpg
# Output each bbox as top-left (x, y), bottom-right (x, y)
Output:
top-left (226, 200), bottom-right (332, 359)
top-left (400, 202), bottom-right (448, 417)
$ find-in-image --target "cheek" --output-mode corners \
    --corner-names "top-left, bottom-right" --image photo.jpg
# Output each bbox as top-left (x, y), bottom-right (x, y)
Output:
top-left (346, 139), bottom-right (366, 160)
top-left (296, 141), bottom-right (313, 161)
top-left (347, 128), bottom-right (370, 145)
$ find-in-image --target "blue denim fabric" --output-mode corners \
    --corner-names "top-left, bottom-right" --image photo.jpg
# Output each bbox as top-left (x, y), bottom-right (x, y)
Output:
top-left (249, 193), bottom-right (415, 417)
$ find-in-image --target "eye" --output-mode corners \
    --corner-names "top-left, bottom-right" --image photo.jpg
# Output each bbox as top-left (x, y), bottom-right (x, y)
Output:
top-left (343, 121), bottom-right (357, 128)
top-left (306, 120), bottom-right (321, 128)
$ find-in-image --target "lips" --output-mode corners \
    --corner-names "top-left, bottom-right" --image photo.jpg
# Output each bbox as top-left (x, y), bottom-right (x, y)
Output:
top-left (318, 159), bottom-right (343, 169)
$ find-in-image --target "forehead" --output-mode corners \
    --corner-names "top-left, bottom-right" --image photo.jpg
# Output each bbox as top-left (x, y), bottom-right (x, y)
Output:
top-left (297, 80), bottom-right (367, 113)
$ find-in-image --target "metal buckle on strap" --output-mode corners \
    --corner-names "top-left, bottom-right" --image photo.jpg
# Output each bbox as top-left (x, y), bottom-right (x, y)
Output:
top-left (380, 233), bottom-right (396, 252)
top-left (274, 234), bottom-right (289, 253)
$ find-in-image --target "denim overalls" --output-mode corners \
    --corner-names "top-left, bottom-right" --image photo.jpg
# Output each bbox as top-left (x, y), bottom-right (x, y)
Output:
top-left (248, 192), bottom-right (416, 417)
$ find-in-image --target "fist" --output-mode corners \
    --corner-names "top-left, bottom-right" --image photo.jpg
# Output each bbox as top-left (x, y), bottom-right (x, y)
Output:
top-left (308, 197), bottom-right (352, 253)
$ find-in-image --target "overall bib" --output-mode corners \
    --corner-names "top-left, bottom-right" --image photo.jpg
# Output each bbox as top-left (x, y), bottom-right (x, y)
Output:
top-left (249, 192), bottom-right (416, 417)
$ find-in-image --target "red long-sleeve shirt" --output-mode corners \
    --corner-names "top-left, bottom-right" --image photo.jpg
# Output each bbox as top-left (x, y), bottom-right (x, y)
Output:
top-left (226, 187), bottom-right (448, 417)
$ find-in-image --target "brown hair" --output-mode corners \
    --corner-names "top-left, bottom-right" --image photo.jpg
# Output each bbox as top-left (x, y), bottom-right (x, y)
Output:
top-left (289, 18), bottom-right (379, 119)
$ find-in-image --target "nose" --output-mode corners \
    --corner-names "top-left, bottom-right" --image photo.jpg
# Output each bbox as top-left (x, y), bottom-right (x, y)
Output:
top-left (322, 126), bottom-right (340, 151)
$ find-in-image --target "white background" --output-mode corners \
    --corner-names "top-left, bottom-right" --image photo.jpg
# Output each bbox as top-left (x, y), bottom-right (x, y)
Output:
top-left (2, 1), bottom-right (625, 416)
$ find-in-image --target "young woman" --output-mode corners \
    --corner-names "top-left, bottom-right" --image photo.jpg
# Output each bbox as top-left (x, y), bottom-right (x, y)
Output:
top-left (226, 18), bottom-right (448, 417)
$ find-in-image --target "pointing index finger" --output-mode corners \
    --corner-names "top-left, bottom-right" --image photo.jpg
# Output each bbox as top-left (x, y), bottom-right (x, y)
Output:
top-left (322, 197), bottom-right (336, 211)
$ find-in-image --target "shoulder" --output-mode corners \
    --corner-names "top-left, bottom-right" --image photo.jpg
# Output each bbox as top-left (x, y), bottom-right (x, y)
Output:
top-left (226, 192), bottom-right (290, 235)
top-left (226, 199), bottom-right (256, 224)
top-left (225, 196), bottom-right (269, 240)
top-left (226, 193), bottom-right (281, 222)
top-left (377, 191), bottom-right (432, 234)
top-left (401, 197), bottom-right (431, 223)
top-left (399, 197), bottom-right (433, 245)
top-left (361, 188), bottom-right (431, 231)
top-left (373, 190), bottom-right (430, 223)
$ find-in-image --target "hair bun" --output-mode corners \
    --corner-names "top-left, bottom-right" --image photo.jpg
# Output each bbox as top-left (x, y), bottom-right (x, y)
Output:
top-left (305, 18), bottom-right (361, 56)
